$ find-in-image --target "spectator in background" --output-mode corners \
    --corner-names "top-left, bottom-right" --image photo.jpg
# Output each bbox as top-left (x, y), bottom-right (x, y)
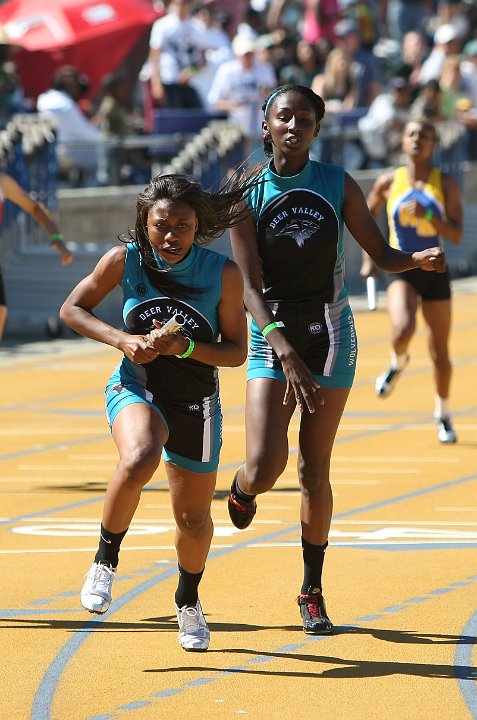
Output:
top-left (37, 66), bottom-right (101, 185)
top-left (392, 30), bottom-right (430, 100)
top-left (143, 0), bottom-right (205, 109)
top-left (302, 0), bottom-right (341, 45)
top-left (438, 53), bottom-right (475, 162)
top-left (202, 0), bottom-right (248, 36)
top-left (460, 39), bottom-right (477, 159)
top-left (237, 6), bottom-right (267, 38)
top-left (334, 18), bottom-right (382, 108)
top-left (267, 0), bottom-right (306, 40)
top-left (0, 61), bottom-right (33, 124)
top-left (341, 0), bottom-right (380, 49)
top-left (460, 38), bottom-right (477, 107)
top-left (312, 46), bottom-right (358, 110)
top-left (439, 54), bottom-right (473, 120)
top-left (311, 46), bottom-right (364, 168)
top-left (418, 22), bottom-right (464, 85)
top-left (207, 33), bottom-right (277, 162)
top-left (94, 72), bottom-right (148, 186)
top-left (387, 0), bottom-right (433, 41)
top-left (279, 40), bottom-right (322, 87)
top-left (190, 4), bottom-right (234, 107)
top-left (410, 79), bottom-right (444, 122)
top-left (358, 76), bottom-right (412, 167)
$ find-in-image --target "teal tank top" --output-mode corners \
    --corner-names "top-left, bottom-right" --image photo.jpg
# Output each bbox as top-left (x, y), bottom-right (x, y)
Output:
top-left (247, 160), bottom-right (348, 306)
top-left (117, 242), bottom-right (227, 400)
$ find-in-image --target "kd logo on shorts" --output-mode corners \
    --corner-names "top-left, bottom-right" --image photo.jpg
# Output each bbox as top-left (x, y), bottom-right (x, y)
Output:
top-left (308, 321), bottom-right (323, 334)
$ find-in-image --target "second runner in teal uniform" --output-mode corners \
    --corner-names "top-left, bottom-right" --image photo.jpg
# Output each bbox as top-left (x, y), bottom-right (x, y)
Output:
top-left (227, 85), bottom-right (447, 635)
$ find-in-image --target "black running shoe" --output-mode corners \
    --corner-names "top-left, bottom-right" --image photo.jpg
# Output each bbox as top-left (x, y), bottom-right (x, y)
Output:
top-left (228, 481), bottom-right (256, 530)
top-left (297, 592), bottom-right (334, 634)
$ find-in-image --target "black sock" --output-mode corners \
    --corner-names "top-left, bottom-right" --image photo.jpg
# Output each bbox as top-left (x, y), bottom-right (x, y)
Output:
top-left (94, 523), bottom-right (128, 568)
top-left (232, 470), bottom-right (256, 503)
top-left (301, 538), bottom-right (328, 594)
top-left (175, 565), bottom-right (204, 608)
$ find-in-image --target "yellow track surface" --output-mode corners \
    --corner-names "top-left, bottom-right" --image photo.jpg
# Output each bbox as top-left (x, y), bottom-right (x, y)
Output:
top-left (1, 285), bottom-right (476, 720)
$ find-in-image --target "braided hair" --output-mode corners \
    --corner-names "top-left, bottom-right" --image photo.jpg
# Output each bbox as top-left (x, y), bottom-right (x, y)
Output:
top-left (262, 84), bottom-right (326, 157)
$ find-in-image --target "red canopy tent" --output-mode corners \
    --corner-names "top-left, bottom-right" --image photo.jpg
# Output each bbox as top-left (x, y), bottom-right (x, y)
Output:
top-left (0, 0), bottom-right (161, 99)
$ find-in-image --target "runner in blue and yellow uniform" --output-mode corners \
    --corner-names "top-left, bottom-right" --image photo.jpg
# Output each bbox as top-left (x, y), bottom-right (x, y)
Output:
top-left (227, 86), bottom-right (447, 636)
top-left (60, 174), bottom-right (255, 652)
top-left (361, 119), bottom-right (463, 444)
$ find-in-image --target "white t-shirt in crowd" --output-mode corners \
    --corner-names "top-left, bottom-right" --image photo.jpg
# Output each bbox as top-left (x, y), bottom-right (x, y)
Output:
top-left (147, 13), bottom-right (206, 84)
top-left (207, 59), bottom-right (276, 137)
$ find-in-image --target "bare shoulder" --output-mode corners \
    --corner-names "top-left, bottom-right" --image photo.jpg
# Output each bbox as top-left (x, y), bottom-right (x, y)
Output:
top-left (222, 257), bottom-right (244, 285)
top-left (93, 244), bottom-right (127, 282)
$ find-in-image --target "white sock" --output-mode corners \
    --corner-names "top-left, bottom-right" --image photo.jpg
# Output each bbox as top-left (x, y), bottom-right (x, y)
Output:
top-left (435, 395), bottom-right (450, 420)
top-left (390, 351), bottom-right (408, 371)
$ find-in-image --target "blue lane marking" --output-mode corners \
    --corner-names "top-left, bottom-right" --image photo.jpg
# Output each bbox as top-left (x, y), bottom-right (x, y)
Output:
top-left (27, 530), bottom-right (477, 719)
top-left (19, 467), bottom-right (477, 718)
top-left (454, 611), bottom-right (477, 719)
top-left (1, 385), bottom-right (471, 716)
top-left (90, 572), bottom-right (476, 719)
top-left (184, 677), bottom-right (216, 687)
top-left (2, 609), bottom-right (79, 617)
top-left (153, 689), bottom-right (182, 698)
top-left (118, 702), bottom-right (150, 711)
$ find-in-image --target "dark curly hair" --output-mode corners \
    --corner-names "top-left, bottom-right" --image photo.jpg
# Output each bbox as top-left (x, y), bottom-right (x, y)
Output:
top-left (122, 173), bottom-right (256, 299)
top-left (262, 84), bottom-right (326, 157)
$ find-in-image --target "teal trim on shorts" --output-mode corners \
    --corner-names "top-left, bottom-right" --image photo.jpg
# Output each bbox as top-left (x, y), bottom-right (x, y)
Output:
top-left (105, 383), bottom-right (169, 431)
top-left (105, 380), bottom-right (221, 473)
top-left (163, 447), bottom-right (220, 474)
top-left (247, 366), bottom-right (355, 388)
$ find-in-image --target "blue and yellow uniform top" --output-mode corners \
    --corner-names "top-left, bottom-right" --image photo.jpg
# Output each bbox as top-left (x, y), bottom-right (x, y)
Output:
top-left (387, 166), bottom-right (445, 253)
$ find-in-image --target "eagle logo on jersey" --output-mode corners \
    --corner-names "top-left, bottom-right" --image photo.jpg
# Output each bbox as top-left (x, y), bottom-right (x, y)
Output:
top-left (276, 219), bottom-right (319, 248)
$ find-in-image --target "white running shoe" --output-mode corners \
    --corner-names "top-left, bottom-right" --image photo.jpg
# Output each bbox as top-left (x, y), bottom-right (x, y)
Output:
top-left (375, 356), bottom-right (410, 398)
top-left (436, 417), bottom-right (457, 444)
top-left (175, 599), bottom-right (210, 651)
top-left (81, 562), bottom-right (115, 614)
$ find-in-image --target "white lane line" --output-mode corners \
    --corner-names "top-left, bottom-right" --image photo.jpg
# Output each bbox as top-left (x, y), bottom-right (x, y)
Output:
top-left (332, 520), bottom-right (477, 526)
top-left (332, 456), bottom-right (460, 463)
top-left (436, 507), bottom-right (477, 512)
top-left (9, 517), bottom-right (477, 527)
top-left (19, 465), bottom-right (113, 471)
top-left (0, 429), bottom-right (107, 435)
top-left (282, 467), bottom-right (420, 475)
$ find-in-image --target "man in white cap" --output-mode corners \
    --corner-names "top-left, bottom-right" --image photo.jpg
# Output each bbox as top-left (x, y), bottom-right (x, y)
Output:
top-left (418, 23), bottom-right (463, 85)
top-left (207, 34), bottom-right (276, 161)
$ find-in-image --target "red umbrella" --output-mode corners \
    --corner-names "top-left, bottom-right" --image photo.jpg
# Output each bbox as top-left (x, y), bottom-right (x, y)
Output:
top-left (0, 0), bottom-right (160, 99)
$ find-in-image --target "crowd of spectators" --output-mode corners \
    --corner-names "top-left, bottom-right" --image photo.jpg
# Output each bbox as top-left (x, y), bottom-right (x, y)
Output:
top-left (1, 0), bottom-right (477, 185)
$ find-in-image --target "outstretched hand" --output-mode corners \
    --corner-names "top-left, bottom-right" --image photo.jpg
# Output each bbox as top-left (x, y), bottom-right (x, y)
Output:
top-left (412, 247), bottom-right (446, 273)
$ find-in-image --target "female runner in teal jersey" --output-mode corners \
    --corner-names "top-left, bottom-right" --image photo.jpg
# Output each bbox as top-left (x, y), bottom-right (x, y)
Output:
top-left (60, 174), bottom-right (254, 652)
top-left (227, 85), bottom-right (447, 635)
top-left (361, 119), bottom-right (463, 444)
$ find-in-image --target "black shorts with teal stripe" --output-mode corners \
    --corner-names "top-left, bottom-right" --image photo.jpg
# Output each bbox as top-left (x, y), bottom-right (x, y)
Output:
top-left (247, 298), bottom-right (357, 388)
top-left (105, 371), bottom-right (222, 474)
